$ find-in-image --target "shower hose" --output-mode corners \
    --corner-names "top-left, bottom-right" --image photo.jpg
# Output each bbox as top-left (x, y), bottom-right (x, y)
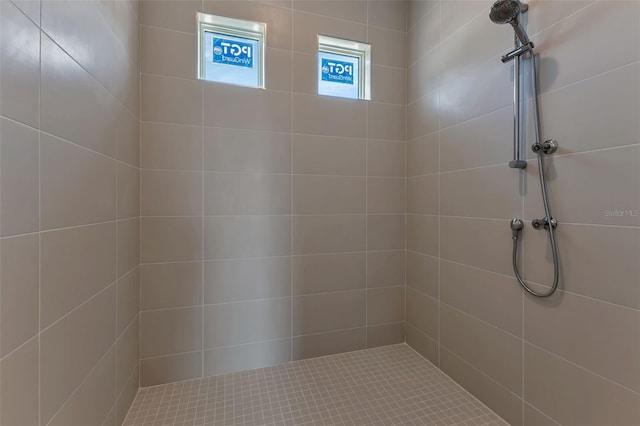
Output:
top-left (512, 53), bottom-right (560, 298)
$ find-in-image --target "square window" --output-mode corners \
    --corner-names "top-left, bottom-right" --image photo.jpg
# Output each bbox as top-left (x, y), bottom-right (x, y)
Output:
top-left (198, 12), bottom-right (265, 88)
top-left (318, 35), bottom-right (371, 100)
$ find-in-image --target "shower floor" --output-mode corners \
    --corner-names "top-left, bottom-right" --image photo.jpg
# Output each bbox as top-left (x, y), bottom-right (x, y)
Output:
top-left (123, 344), bottom-right (507, 426)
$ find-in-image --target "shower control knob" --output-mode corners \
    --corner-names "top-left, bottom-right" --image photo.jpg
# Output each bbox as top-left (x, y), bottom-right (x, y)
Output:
top-left (542, 139), bottom-right (558, 154)
top-left (532, 217), bottom-right (557, 230)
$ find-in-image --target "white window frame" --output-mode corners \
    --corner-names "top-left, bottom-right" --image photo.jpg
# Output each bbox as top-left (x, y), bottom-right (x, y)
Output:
top-left (318, 34), bottom-right (371, 100)
top-left (197, 12), bottom-right (266, 88)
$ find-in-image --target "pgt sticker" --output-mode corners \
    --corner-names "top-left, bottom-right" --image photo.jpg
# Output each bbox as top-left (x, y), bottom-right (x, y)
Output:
top-left (321, 58), bottom-right (355, 85)
top-left (213, 37), bottom-right (253, 68)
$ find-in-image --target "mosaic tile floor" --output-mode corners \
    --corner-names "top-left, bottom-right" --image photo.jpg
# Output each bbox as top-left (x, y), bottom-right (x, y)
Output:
top-left (123, 344), bottom-right (507, 426)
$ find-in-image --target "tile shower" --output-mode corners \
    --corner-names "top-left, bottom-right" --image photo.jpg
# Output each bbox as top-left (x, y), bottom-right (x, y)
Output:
top-left (0, 1), bottom-right (638, 426)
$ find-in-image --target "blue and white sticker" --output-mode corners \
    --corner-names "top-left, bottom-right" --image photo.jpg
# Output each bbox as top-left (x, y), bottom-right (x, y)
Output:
top-left (213, 37), bottom-right (254, 68)
top-left (321, 58), bottom-right (355, 85)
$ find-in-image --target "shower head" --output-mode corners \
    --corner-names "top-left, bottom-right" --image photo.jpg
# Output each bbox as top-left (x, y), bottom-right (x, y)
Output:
top-left (489, 0), bottom-right (531, 46)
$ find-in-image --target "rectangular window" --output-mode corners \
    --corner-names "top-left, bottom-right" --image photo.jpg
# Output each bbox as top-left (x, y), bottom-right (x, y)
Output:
top-left (198, 12), bottom-right (265, 88)
top-left (318, 35), bottom-right (371, 100)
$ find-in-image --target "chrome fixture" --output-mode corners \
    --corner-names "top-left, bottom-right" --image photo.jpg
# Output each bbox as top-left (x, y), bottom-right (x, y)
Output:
top-left (491, 0), bottom-right (560, 298)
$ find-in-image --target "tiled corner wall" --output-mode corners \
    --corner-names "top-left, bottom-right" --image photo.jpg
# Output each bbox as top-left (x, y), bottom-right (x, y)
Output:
top-left (0, 0), bottom-right (140, 425)
top-left (138, 0), bottom-right (407, 387)
top-left (405, 0), bottom-right (640, 425)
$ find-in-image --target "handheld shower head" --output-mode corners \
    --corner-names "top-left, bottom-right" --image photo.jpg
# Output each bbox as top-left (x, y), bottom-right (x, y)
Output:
top-left (489, 0), bottom-right (531, 46)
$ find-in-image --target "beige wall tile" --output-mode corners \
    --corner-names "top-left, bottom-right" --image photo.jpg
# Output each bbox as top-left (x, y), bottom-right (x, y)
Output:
top-left (293, 0), bottom-right (366, 24)
top-left (294, 175), bottom-right (365, 214)
top-left (204, 339), bottom-right (291, 377)
top-left (441, 164), bottom-right (521, 219)
top-left (407, 2), bottom-right (439, 64)
top-left (40, 222), bottom-right (116, 328)
top-left (441, 304), bottom-right (522, 395)
top-left (407, 174), bottom-right (438, 215)
top-left (440, 217), bottom-right (511, 275)
top-left (0, 234), bottom-right (39, 356)
top-left (293, 252), bottom-right (365, 295)
top-left (405, 322), bottom-right (438, 365)
top-left (141, 307), bottom-right (203, 358)
top-left (117, 268), bottom-right (140, 336)
top-left (118, 218), bottom-right (140, 278)
top-left (0, 119), bottom-right (39, 236)
top-left (40, 286), bottom-right (116, 424)
top-left (367, 287), bottom-right (404, 325)
top-left (115, 365), bottom-right (139, 426)
top-left (367, 102), bottom-right (406, 141)
top-left (292, 134), bottom-right (365, 176)
top-left (406, 287), bottom-right (438, 340)
top-left (141, 74), bottom-right (203, 126)
top-left (367, 214), bottom-right (405, 251)
top-left (441, 260), bottom-right (522, 337)
top-left (406, 214), bottom-right (438, 256)
top-left (140, 352), bottom-right (203, 387)
top-left (293, 290), bottom-right (365, 335)
top-left (367, 178), bottom-right (405, 214)
top-left (142, 170), bottom-right (203, 216)
top-left (205, 257), bottom-right (291, 303)
top-left (40, 35), bottom-right (118, 157)
top-left (140, 25), bottom-right (197, 80)
top-left (525, 291), bottom-right (640, 392)
top-left (367, 250), bottom-right (405, 288)
top-left (117, 317), bottom-right (139, 394)
top-left (117, 162), bottom-right (140, 220)
top-left (535, 1), bottom-right (640, 94)
top-left (292, 328), bottom-right (366, 360)
top-left (441, 347), bottom-right (523, 426)
top-left (407, 0), bottom-right (438, 31)
top-left (265, 47), bottom-right (292, 92)
top-left (528, 62), bottom-right (640, 159)
top-left (368, 26), bottom-right (406, 68)
top-left (367, 140), bottom-right (406, 177)
top-left (40, 133), bottom-right (116, 230)
top-left (205, 127), bottom-right (291, 173)
top-left (204, 1), bottom-right (292, 49)
top-left (140, 0), bottom-right (201, 33)
top-left (141, 262), bottom-right (203, 310)
top-left (205, 85), bottom-right (291, 132)
top-left (292, 10), bottom-right (366, 54)
top-left (367, 0), bottom-right (407, 31)
top-left (49, 348), bottom-right (116, 426)
top-left (406, 250), bottom-right (438, 299)
top-left (407, 89), bottom-right (439, 139)
top-left (0, 1), bottom-right (39, 127)
top-left (408, 46), bottom-right (441, 103)
top-left (524, 343), bottom-right (640, 426)
top-left (525, 146), bottom-right (640, 226)
top-left (371, 66), bottom-right (406, 105)
top-left (206, 172), bottom-right (291, 215)
top-left (293, 214), bottom-right (366, 254)
top-left (204, 215), bottom-right (291, 260)
top-left (293, 93), bottom-right (366, 138)
top-left (141, 217), bottom-right (203, 263)
top-left (142, 123), bottom-right (203, 171)
top-left (524, 223), bottom-right (640, 310)
top-left (204, 298), bottom-right (291, 348)
top-left (0, 337), bottom-right (39, 426)
top-left (439, 106), bottom-right (511, 172)
top-left (407, 132), bottom-right (439, 176)
top-left (291, 51), bottom-right (316, 95)
top-left (367, 322), bottom-right (405, 348)
top-left (117, 107), bottom-right (140, 166)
